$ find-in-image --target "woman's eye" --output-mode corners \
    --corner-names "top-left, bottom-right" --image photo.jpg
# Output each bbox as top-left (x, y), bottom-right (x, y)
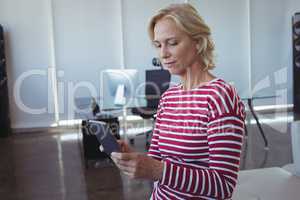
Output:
top-left (168, 40), bottom-right (178, 46)
top-left (153, 42), bottom-right (161, 48)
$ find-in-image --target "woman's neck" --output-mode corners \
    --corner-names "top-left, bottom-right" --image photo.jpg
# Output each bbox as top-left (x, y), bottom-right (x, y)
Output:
top-left (181, 64), bottom-right (215, 90)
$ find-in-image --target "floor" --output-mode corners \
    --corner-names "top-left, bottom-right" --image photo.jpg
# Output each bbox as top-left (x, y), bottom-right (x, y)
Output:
top-left (0, 111), bottom-right (296, 200)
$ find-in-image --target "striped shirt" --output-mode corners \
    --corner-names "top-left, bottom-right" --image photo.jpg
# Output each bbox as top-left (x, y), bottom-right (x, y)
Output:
top-left (148, 78), bottom-right (245, 200)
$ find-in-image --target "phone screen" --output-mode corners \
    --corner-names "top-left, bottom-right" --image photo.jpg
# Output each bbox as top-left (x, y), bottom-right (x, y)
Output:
top-left (87, 120), bottom-right (120, 156)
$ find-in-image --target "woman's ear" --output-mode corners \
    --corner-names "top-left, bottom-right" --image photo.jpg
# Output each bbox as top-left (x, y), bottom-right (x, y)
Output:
top-left (196, 43), bottom-right (201, 53)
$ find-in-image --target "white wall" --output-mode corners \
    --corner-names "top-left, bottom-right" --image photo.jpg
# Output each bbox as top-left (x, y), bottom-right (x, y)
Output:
top-left (0, 0), bottom-right (56, 128)
top-left (52, 0), bottom-right (123, 120)
top-left (121, 0), bottom-right (185, 103)
top-left (190, 0), bottom-right (252, 98)
top-left (190, 0), bottom-right (300, 105)
top-left (0, 0), bottom-right (299, 129)
top-left (250, 0), bottom-right (300, 106)
top-left (0, 0), bottom-right (185, 129)
top-left (122, 0), bottom-right (183, 70)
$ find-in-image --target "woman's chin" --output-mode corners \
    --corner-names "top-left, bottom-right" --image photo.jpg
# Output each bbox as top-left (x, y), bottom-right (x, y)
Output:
top-left (166, 67), bottom-right (184, 76)
top-left (166, 67), bottom-right (176, 74)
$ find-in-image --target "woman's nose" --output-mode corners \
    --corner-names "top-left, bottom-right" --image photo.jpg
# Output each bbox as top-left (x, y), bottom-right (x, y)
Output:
top-left (160, 46), bottom-right (170, 59)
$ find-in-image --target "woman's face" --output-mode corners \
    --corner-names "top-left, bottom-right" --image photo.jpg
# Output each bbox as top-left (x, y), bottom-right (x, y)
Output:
top-left (153, 18), bottom-right (199, 76)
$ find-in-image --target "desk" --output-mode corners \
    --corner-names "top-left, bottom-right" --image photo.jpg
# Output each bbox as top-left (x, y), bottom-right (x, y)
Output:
top-left (233, 167), bottom-right (300, 200)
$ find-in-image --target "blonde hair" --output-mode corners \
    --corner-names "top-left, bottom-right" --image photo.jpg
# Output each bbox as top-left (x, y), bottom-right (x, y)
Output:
top-left (148, 3), bottom-right (215, 71)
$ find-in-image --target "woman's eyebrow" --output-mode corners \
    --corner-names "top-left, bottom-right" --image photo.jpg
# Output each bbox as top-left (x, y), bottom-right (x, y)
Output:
top-left (152, 40), bottom-right (161, 47)
top-left (153, 37), bottom-right (177, 43)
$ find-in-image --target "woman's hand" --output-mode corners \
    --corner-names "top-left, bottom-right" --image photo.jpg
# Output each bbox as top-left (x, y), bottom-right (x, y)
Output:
top-left (116, 140), bottom-right (133, 153)
top-left (111, 152), bottom-right (163, 181)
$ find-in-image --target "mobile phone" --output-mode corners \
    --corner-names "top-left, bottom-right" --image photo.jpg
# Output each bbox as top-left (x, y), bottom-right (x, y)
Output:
top-left (87, 120), bottom-right (120, 156)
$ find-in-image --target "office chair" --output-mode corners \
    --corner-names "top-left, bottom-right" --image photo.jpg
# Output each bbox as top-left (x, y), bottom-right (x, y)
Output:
top-left (131, 69), bottom-right (171, 146)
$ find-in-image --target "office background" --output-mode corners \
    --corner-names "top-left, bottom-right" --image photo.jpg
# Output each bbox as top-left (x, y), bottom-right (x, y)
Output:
top-left (0, 0), bottom-right (300, 130)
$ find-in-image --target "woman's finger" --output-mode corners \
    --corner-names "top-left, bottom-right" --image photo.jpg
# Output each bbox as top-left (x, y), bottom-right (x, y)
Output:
top-left (119, 160), bottom-right (137, 171)
top-left (117, 159), bottom-right (135, 167)
top-left (117, 140), bottom-right (132, 153)
top-left (112, 157), bottom-right (134, 169)
top-left (123, 171), bottom-right (133, 177)
top-left (118, 163), bottom-right (135, 173)
top-left (116, 140), bottom-right (126, 152)
top-left (111, 152), bottom-right (135, 161)
top-left (119, 161), bottom-right (137, 171)
top-left (111, 157), bottom-right (118, 165)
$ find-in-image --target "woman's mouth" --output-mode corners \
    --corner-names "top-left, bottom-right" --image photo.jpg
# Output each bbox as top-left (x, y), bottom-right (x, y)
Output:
top-left (163, 61), bottom-right (176, 68)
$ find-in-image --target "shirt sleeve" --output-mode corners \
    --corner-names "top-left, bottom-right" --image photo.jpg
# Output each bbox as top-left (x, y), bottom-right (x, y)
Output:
top-left (147, 97), bottom-right (164, 161)
top-left (158, 84), bottom-right (245, 199)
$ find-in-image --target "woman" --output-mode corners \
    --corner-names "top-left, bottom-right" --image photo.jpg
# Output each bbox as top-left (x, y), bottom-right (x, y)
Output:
top-left (110, 3), bottom-right (245, 200)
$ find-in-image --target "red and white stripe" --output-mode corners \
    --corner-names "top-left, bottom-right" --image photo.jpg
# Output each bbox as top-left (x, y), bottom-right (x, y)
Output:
top-left (148, 78), bottom-right (245, 200)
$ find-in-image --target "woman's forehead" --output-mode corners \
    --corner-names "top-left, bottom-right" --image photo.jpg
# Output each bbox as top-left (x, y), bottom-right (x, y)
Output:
top-left (153, 18), bottom-right (185, 41)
